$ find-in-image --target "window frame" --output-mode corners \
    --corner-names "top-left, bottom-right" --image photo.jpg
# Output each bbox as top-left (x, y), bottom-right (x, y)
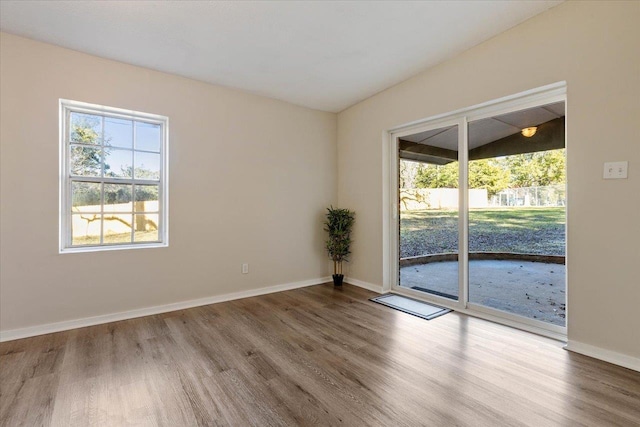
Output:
top-left (59, 99), bottom-right (169, 253)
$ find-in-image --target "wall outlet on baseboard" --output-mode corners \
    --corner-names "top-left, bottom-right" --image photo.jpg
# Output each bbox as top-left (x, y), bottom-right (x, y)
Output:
top-left (242, 263), bottom-right (249, 274)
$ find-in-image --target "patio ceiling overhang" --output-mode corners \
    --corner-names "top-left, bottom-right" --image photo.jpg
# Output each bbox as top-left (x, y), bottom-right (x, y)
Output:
top-left (399, 102), bottom-right (565, 164)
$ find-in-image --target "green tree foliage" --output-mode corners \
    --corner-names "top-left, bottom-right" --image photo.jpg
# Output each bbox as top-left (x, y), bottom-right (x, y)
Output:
top-left (468, 159), bottom-right (511, 196)
top-left (413, 149), bottom-right (566, 193)
top-left (134, 185), bottom-right (158, 202)
top-left (72, 183), bottom-right (101, 207)
top-left (70, 146), bottom-right (102, 176)
top-left (506, 150), bottom-right (566, 187)
top-left (70, 116), bottom-right (102, 176)
top-left (73, 183), bottom-right (158, 208)
top-left (414, 159), bottom-right (509, 196)
top-left (415, 162), bottom-right (459, 189)
top-left (71, 117), bottom-right (158, 208)
top-left (70, 116), bottom-right (100, 144)
top-left (69, 115), bottom-right (116, 177)
top-left (110, 165), bottom-right (160, 182)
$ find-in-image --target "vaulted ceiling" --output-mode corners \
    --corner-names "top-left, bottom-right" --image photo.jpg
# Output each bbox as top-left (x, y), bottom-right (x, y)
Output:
top-left (0, 1), bottom-right (562, 112)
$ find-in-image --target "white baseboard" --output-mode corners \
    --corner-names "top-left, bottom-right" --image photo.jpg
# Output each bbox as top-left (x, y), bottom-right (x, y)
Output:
top-left (345, 277), bottom-right (384, 293)
top-left (564, 341), bottom-right (640, 372)
top-left (0, 276), bottom-right (331, 342)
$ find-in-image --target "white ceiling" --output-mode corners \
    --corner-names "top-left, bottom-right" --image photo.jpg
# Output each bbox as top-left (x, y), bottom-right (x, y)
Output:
top-left (0, 1), bottom-right (562, 113)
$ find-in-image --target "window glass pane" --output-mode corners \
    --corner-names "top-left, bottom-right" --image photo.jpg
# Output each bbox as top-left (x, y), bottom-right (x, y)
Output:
top-left (70, 112), bottom-right (102, 144)
top-left (134, 214), bottom-right (159, 242)
top-left (72, 182), bottom-right (101, 212)
top-left (134, 152), bottom-right (160, 180)
top-left (134, 184), bottom-right (159, 212)
top-left (135, 122), bottom-right (161, 152)
top-left (104, 117), bottom-right (133, 149)
top-left (72, 213), bottom-right (101, 245)
top-left (398, 124), bottom-right (459, 301)
top-left (466, 101), bottom-right (566, 327)
top-left (70, 145), bottom-right (102, 177)
top-left (63, 102), bottom-right (166, 250)
top-left (104, 184), bottom-right (132, 213)
top-left (104, 148), bottom-right (133, 178)
top-left (103, 214), bottom-right (133, 244)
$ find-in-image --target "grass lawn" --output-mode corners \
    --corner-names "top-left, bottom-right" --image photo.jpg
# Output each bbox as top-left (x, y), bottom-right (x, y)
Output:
top-left (400, 207), bottom-right (565, 257)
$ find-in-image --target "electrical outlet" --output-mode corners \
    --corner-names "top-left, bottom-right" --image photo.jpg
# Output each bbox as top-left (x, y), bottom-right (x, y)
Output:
top-left (603, 161), bottom-right (628, 179)
top-left (242, 263), bottom-right (249, 274)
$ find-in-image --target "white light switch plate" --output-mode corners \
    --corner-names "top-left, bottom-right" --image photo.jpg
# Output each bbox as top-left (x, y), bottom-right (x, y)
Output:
top-left (603, 161), bottom-right (628, 179)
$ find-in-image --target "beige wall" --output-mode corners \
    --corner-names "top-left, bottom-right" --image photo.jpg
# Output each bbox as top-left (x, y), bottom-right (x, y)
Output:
top-left (1, 2), bottom-right (638, 362)
top-left (337, 2), bottom-right (640, 358)
top-left (0, 33), bottom-right (337, 332)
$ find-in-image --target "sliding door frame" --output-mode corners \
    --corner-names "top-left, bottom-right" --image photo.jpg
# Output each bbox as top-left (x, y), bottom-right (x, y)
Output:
top-left (384, 82), bottom-right (567, 340)
top-left (389, 117), bottom-right (468, 311)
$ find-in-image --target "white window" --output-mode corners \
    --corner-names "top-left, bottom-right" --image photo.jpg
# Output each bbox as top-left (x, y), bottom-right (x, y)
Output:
top-left (59, 100), bottom-right (168, 252)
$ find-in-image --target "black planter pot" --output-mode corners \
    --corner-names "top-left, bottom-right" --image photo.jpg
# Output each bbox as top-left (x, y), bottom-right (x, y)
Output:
top-left (332, 274), bottom-right (344, 287)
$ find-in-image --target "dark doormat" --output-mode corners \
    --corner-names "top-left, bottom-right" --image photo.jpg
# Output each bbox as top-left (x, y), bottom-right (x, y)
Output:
top-left (370, 294), bottom-right (451, 321)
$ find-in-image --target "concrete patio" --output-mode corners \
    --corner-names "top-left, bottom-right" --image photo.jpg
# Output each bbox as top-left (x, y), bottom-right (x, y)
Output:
top-left (400, 259), bottom-right (566, 326)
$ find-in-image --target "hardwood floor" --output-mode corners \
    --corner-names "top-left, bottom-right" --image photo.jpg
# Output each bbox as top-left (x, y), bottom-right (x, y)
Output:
top-left (1, 283), bottom-right (639, 426)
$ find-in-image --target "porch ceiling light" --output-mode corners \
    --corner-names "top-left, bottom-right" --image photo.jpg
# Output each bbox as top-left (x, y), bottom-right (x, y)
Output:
top-left (521, 127), bottom-right (537, 137)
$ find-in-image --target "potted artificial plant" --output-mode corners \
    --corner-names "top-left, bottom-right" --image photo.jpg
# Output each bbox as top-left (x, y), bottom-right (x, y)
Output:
top-left (324, 206), bottom-right (355, 287)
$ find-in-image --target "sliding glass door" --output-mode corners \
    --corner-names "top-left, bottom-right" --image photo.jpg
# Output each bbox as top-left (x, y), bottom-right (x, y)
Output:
top-left (392, 85), bottom-right (567, 335)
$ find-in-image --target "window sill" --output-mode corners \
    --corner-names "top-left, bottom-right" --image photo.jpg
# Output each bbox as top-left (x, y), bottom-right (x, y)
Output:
top-left (59, 242), bottom-right (168, 254)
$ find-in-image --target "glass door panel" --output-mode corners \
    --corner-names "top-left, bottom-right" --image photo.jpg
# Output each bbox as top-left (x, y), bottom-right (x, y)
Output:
top-left (398, 124), bottom-right (459, 301)
top-left (467, 102), bottom-right (566, 326)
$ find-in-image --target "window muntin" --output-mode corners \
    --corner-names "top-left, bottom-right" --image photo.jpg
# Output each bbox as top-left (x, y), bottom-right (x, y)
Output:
top-left (60, 100), bottom-right (168, 252)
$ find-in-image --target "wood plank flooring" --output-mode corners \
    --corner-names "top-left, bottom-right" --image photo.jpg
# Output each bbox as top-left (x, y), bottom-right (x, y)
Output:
top-left (1, 283), bottom-right (639, 426)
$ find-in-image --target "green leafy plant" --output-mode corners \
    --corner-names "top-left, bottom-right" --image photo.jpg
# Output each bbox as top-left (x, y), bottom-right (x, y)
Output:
top-left (324, 206), bottom-right (355, 277)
